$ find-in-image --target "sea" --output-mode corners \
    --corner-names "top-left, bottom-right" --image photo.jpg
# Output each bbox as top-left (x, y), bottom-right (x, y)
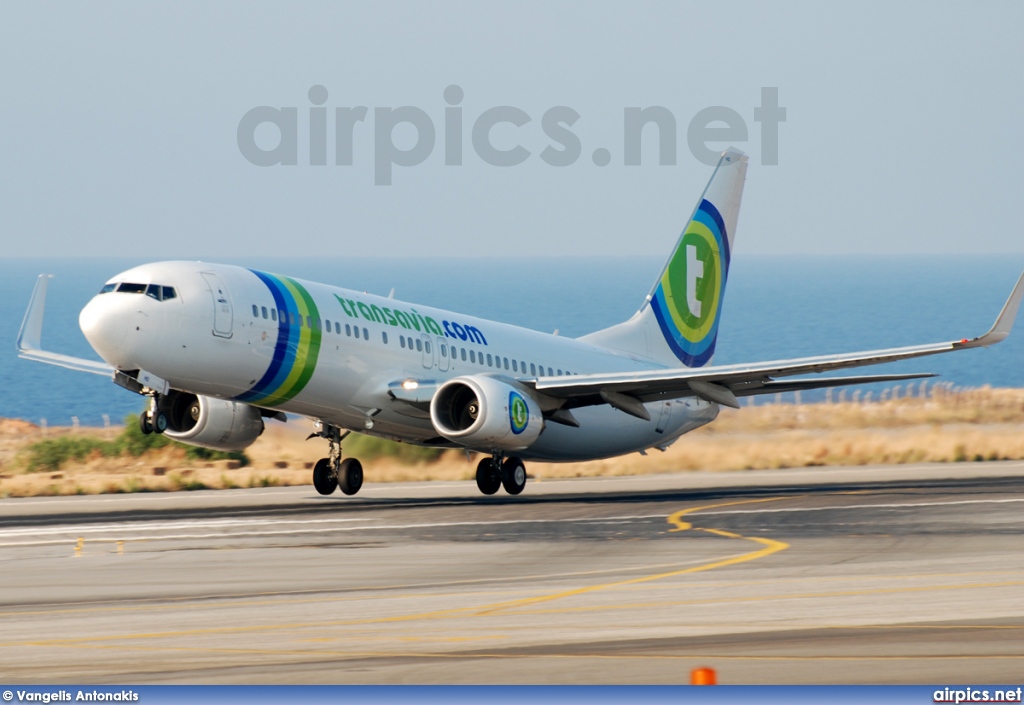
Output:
top-left (2, 254), bottom-right (1023, 427)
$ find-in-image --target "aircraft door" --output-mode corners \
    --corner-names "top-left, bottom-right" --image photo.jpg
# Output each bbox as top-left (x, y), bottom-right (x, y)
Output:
top-left (201, 272), bottom-right (233, 338)
top-left (437, 337), bottom-right (450, 372)
top-left (420, 333), bottom-right (433, 369)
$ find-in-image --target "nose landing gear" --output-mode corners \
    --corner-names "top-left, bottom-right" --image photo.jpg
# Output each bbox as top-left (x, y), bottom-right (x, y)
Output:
top-left (310, 423), bottom-right (363, 497)
top-left (138, 395), bottom-right (168, 435)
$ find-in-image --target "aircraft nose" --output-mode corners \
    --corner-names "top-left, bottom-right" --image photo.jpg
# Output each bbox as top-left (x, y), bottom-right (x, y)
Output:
top-left (79, 295), bottom-right (131, 367)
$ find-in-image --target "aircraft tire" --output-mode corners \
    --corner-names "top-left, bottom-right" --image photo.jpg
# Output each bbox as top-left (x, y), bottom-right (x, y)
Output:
top-left (153, 411), bottom-right (168, 434)
top-left (501, 456), bottom-right (527, 495)
top-left (313, 458), bottom-right (337, 495)
top-left (476, 457), bottom-right (501, 495)
top-left (139, 411), bottom-right (153, 435)
top-left (338, 457), bottom-right (363, 496)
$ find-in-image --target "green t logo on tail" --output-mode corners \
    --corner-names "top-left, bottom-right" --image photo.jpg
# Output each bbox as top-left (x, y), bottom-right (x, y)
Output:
top-left (650, 198), bottom-right (731, 367)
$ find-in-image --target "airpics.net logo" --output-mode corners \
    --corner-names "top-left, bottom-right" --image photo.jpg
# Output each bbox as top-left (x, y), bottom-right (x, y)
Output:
top-left (237, 85), bottom-right (786, 185)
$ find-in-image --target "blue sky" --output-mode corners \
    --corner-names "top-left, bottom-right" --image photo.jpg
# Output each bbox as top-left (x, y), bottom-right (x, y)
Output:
top-left (2, 1), bottom-right (1022, 258)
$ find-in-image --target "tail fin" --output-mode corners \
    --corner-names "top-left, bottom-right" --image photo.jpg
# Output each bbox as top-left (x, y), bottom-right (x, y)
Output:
top-left (580, 147), bottom-right (748, 367)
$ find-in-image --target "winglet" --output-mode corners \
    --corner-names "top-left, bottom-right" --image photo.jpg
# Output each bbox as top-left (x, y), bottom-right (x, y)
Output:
top-left (957, 269), bottom-right (1024, 348)
top-left (16, 274), bottom-right (52, 354)
top-left (16, 274), bottom-right (113, 376)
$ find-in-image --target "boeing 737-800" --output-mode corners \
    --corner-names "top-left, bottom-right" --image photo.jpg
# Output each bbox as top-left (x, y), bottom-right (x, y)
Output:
top-left (16, 148), bottom-right (1024, 497)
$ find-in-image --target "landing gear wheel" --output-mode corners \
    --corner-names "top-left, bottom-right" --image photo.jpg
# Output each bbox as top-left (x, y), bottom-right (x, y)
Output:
top-left (338, 457), bottom-right (363, 496)
top-left (153, 411), bottom-right (168, 434)
top-left (502, 456), bottom-right (527, 495)
top-left (139, 411), bottom-right (153, 435)
top-left (475, 457), bottom-right (502, 495)
top-left (312, 458), bottom-right (338, 495)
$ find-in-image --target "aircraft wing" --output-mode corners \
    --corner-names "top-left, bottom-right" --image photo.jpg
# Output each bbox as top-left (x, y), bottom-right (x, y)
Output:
top-left (16, 274), bottom-right (114, 377)
top-left (531, 269), bottom-right (1024, 412)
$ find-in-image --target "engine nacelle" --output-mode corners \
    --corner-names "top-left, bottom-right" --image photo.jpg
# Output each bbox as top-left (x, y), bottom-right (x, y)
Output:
top-left (159, 391), bottom-right (264, 452)
top-left (430, 375), bottom-right (544, 451)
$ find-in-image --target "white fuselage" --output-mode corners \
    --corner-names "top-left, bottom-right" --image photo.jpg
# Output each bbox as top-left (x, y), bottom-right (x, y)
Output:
top-left (79, 261), bottom-right (718, 461)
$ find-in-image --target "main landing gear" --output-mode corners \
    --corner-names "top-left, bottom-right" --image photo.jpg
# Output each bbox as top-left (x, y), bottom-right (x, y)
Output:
top-left (310, 423), bottom-right (363, 497)
top-left (476, 454), bottom-right (527, 496)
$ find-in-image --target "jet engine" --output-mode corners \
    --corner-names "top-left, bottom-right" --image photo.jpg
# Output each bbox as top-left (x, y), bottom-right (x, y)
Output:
top-left (430, 375), bottom-right (544, 451)
top-left (158, 391), bottom-right (264, 451)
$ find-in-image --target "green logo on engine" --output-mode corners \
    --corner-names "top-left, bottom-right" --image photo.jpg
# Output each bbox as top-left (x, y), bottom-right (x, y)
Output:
top-left (509, 392), bottom-right (529, 435)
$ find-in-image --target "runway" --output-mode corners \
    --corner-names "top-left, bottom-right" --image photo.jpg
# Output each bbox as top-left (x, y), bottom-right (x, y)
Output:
top-left (1, 462), bottom-right (1023, 684)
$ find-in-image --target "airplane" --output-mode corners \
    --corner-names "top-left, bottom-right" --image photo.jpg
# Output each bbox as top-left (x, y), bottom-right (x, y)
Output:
top-left (16, 148), bottom-right (1024, 498)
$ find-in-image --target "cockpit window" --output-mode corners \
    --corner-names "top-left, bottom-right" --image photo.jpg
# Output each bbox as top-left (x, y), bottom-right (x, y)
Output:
top-left (106, 282), bottom-right (176, 300)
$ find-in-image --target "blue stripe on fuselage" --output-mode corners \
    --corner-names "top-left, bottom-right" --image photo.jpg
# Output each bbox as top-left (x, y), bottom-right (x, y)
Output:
top-left (237, 270), bottom-right (298, 402)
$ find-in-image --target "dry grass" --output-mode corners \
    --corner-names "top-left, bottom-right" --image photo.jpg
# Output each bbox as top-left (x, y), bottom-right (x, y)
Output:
top-left (1, 385), bottom-right (1022, 497)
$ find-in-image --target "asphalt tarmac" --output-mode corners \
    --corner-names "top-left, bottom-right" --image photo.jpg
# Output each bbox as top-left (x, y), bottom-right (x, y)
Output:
top-left (1, 462), bottom-right (1022, 684)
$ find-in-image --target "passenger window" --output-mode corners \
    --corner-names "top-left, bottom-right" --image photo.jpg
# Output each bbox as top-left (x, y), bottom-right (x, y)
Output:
top-left (346, 324), bottom-right (352, 336)
top-left (307, 316), bottom-right (313, 329)
top-left (470, 350), bottom-right (476, 363)
top-left (252, 305), bottom-right (259, 317)
top-left (461, 348), bottom-right (467, 361)
top-left (425, 341), bottom-right (431, 354)
top-left (271, 309), bottom-right (277, 322)
top-left (503, 358), bottom-right (508, 370)
top-left (512, 360), bottom-right (518, 372)
top-left (99, 283), bottom-right (116, 294)
top-left (486, 354), bottom-right (493, 366)
top-left (520, 361), bottom-right (526, 373)
top-left (325, 319), bottom-right (331, 332)
top-left (354, 327), bottom-right (360, 339)
top-left (262, 306), bottom-right (268, 319)
top-left (558, 369), bottom-right (562, 376)
top-left (382, 332), bottom-right (388, 344)
top-left (335, 322), bottom-right (340, 334)
top-left (416, 339), bottom-right (422, 352)
top-left (400, 336), bottom-right (405, 348)
top-left (530, 363), bottom-right (536, 375)
top-left (441, 344), bottom-right (447, 358)
top-left (363, 327), bottom-right (368, 339)
top-left (548, 367), bottom-right (553, 376)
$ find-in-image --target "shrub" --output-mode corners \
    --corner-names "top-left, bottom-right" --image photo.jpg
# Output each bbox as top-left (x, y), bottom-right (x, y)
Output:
top-left (184, 445), bottom-right (249, 466)
top-left (23, 436), bottom-right (115, 473)
top-left (20, 411), bottom-right (249, 472)
top-left (343, 433), bottom-right (445, 463)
